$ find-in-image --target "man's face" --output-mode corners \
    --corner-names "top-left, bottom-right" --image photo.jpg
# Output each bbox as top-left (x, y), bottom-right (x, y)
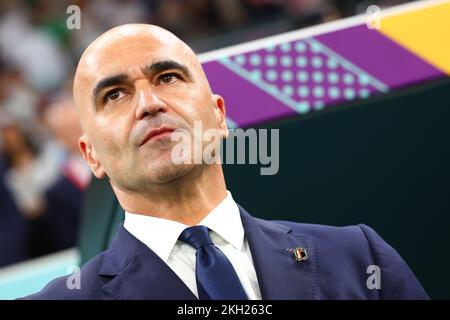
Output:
top-left (75, 26), bottom-right (227, 192)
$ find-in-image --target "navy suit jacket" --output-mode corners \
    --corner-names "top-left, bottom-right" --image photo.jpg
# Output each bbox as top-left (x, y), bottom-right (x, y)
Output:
top-left (23, 206), bottom-right (428, 300)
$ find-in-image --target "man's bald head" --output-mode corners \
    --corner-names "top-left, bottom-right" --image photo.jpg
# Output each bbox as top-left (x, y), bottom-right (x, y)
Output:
top-left (73, 23), bottom-right (227, 194)
top-left (73, 24), bottom-right (210, 133)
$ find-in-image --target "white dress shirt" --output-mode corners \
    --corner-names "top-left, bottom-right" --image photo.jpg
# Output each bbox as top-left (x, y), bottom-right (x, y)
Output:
top-left (123, 191), bottom-right (262, 300)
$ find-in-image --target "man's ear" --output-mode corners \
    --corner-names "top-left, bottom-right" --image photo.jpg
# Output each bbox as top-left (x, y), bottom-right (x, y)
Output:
top-left (78, 134), bottom-right (106, 179)
top-left (212, 94), bottom-right (229, 138)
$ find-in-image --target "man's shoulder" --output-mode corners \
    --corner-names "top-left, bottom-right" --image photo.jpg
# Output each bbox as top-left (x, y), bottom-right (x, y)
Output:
top-left (264, 218), bottom-right (393, 262)
top-left (259, 217), bottom-right (371, 245)
top-left (20, 251), bottom-right (113, 300)
top-left (270, 219), bottom-right (403, 258)
top-left (21, 222), bottom-right (142, 300)
top-left (256, 217), bottom-right (429, 299)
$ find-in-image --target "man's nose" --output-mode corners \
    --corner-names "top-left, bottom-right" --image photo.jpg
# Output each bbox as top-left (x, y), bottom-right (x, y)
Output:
top-left (134, 84), bottom-right (167, 120)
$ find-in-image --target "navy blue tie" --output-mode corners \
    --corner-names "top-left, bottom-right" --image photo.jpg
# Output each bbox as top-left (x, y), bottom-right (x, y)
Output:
top-left (179, 225), bottom-right (248, 300)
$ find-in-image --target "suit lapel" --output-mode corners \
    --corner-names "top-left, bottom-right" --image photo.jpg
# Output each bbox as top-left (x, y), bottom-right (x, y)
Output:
top-left (239, 206), bottom-right (316, 300)
top-left (99, 225), bottom-right (197, 300)
top-left (97, 208), bottom-right (315, 300)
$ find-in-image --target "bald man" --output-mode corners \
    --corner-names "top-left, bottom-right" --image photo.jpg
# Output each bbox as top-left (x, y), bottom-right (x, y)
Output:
top-left (24, 24), bottom-right (428, 300)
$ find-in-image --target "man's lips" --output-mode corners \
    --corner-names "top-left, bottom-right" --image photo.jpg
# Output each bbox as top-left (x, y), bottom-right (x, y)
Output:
top-left (139, 126), bottom-right (175, 146)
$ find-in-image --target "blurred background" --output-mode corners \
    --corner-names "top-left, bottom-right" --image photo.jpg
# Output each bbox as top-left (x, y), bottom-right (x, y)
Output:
top-left (3, 0), bottom-right (450, 300)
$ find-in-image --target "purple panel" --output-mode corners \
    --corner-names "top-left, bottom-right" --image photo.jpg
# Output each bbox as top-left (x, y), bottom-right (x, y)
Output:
top-left (315, 25), bottom-right (445, 89)
top-left (229, 40), bottom-right (380, 110)
top-left (203, 61), bottom-right (296, 127)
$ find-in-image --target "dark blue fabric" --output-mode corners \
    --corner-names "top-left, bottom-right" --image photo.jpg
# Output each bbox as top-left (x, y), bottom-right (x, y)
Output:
top-left (43, 176), bottom-right (83, 250)
top-left (21, 206), bottom-right (430, 300)
top-left (179, 225), bottom-right (247, 300)
top-left (28, 176), bottom-right (83, 257)
top-left (0, 175), bottom-right (29, 267)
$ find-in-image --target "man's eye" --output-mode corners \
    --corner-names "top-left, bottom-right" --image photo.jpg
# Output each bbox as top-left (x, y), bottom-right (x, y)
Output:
top-left (159, 73), bottom-right (179, 84)
top-left (105, 89), bottom-right (123, 102)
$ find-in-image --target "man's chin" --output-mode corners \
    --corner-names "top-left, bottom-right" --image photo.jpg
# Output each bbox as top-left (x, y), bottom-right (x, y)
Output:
top-left (145, 162), bottom-right (195, 184)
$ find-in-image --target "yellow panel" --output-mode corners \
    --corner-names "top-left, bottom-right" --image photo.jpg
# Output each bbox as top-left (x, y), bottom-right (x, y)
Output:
top-left (379, 1), bottom-right (450, 74)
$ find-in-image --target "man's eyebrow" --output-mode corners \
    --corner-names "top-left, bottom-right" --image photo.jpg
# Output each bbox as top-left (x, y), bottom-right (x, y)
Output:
top-left (92, 74), bottom-right (129, 105)
top-left (141, 60), bottom-right (193, 80)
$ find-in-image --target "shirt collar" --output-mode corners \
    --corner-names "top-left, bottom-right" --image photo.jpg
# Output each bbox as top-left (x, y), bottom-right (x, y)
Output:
top-left (123, 191), bottom-right (244, 263)
top-left (199, 191), bottom-right (244, 251)
top-left (124, 211), bottom-right (187, 263)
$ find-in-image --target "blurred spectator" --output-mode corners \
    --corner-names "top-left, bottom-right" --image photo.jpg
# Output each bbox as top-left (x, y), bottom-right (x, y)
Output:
top-left (0, 160), bottom-right (29, 267)
top-left (0, 64), bottom-right (38, 130)
top-left (0, 1), bottom-right (69, 92)
top-left (284, 0), bottom-right (336, 28)
top-left (0, 117), bottom-right (62, 217)
top-left (35, 95), bottom-right (91, 254)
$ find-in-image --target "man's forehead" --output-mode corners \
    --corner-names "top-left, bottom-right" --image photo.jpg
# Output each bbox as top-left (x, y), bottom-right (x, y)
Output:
top-left (76, 25), bottom-right (198, 85)
top-left (79, 33), bottom-right (192, 79)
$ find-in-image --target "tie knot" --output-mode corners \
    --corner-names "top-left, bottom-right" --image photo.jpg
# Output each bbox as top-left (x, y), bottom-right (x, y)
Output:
top-left (179, 225), bottom-right (213, 250)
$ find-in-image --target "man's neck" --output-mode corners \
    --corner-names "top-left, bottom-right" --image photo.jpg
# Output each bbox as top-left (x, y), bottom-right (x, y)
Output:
top-left (113, 165), bottom-right (228, 225)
